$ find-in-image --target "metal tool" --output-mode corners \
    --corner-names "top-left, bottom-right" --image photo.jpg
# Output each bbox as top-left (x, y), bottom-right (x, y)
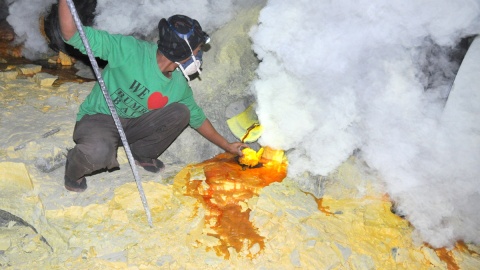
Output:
top-left (65, 0), bottom-right (153, 227)
top-left (14, 127), bottom-right (61, 151)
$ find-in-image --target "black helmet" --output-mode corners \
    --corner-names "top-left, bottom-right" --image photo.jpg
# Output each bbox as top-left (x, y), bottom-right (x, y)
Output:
top-left (157, 14), bottom-right (210, 62)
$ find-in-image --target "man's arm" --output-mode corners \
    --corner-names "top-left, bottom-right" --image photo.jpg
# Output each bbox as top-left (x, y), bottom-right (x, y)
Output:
top-left (196, 119), bottom-right (248, 156)
top-left (58, 0), bottom-right (77, 40)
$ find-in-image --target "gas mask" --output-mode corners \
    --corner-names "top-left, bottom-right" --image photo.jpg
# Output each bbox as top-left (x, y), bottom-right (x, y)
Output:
top-left (164, 16), bottom-right (210, 82)
top-left (177, 50), bottom-right (203, 78)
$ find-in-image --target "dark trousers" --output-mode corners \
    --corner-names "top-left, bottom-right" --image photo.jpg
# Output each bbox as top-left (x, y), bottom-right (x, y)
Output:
top-left (65, 103), bottom-right (190, 180)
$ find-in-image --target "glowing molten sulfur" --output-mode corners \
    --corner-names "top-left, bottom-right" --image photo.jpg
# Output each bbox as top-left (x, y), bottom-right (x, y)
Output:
top-left (238, 147), bottom-right (264, 167)
top-left (180, 147), bottom-right (287, 259)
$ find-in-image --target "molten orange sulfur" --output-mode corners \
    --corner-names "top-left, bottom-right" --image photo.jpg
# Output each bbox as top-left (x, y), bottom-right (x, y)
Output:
top-left (184, 148), bottom-right (287, 259)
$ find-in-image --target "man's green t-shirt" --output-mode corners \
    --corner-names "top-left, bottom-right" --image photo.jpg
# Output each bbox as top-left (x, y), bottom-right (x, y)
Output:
top-left (66, 27), bottom-right (206, 129)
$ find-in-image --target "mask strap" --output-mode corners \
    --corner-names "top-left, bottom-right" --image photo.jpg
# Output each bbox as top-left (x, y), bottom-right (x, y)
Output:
top-left (182, 37), bottom-right (202, 75)
top-left (167, 17), bottom-right (203, 75)
top-left (175, 61), bottom-right (191, 83)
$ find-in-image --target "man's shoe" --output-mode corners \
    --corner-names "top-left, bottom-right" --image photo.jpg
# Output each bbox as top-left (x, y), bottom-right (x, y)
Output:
top-left (133, 155), bottom-right (165, 173)
top-left (64, 175), bottom-right (87, 192)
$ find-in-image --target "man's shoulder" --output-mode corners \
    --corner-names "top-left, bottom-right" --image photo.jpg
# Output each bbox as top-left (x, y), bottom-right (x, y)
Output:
top-left (84, 27), bottom-right (155, 46)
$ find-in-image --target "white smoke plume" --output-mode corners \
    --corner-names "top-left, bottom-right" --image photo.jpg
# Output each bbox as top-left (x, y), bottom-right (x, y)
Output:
top-left (6, 0), bottom-right (56, 59)
top-left (93, 0), bottom-right (250, 36)
top-left (250, 0), bottom-right (480, 247)
top-left (5, 0), bottom-right (259, 58)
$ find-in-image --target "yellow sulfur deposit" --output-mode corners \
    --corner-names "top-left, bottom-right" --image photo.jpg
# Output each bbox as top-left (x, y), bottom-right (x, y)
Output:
top-left (238, 147), bottom-right (264, 167)
top-left (1, 156), bottom-right (480, 268)
top-left (57, 51), bottom-right (75, 66)
top-left (238, 147), bottom-right (287, 169)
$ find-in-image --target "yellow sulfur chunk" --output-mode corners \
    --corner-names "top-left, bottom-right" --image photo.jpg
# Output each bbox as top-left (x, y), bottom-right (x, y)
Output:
top-left (239, 147), bottom-right (264, 167)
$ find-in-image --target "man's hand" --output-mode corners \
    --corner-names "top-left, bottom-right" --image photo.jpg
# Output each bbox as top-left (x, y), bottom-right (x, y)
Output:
top-left (196, 119), bottom-right (248, 156)
top-left (224, 142), bottom-right (249, 156)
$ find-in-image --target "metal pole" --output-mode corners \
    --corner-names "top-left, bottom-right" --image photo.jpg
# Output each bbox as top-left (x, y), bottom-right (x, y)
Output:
top-left (65, 0), bottom-right (153, 227)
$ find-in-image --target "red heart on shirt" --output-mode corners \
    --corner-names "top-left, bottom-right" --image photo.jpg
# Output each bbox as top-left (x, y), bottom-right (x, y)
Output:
top-left (147, 92), bottom-right (169, 109)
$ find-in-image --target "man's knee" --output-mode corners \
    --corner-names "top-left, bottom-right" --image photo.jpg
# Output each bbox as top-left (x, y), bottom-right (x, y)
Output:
top-left (170, 103), bottom-right (190, 125)
top-left (76, 139), bottom-right (117, 166)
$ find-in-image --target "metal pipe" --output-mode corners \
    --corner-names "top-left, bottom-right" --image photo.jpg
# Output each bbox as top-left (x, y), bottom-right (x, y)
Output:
top-left (65, 0), bottom-right (153, 227)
